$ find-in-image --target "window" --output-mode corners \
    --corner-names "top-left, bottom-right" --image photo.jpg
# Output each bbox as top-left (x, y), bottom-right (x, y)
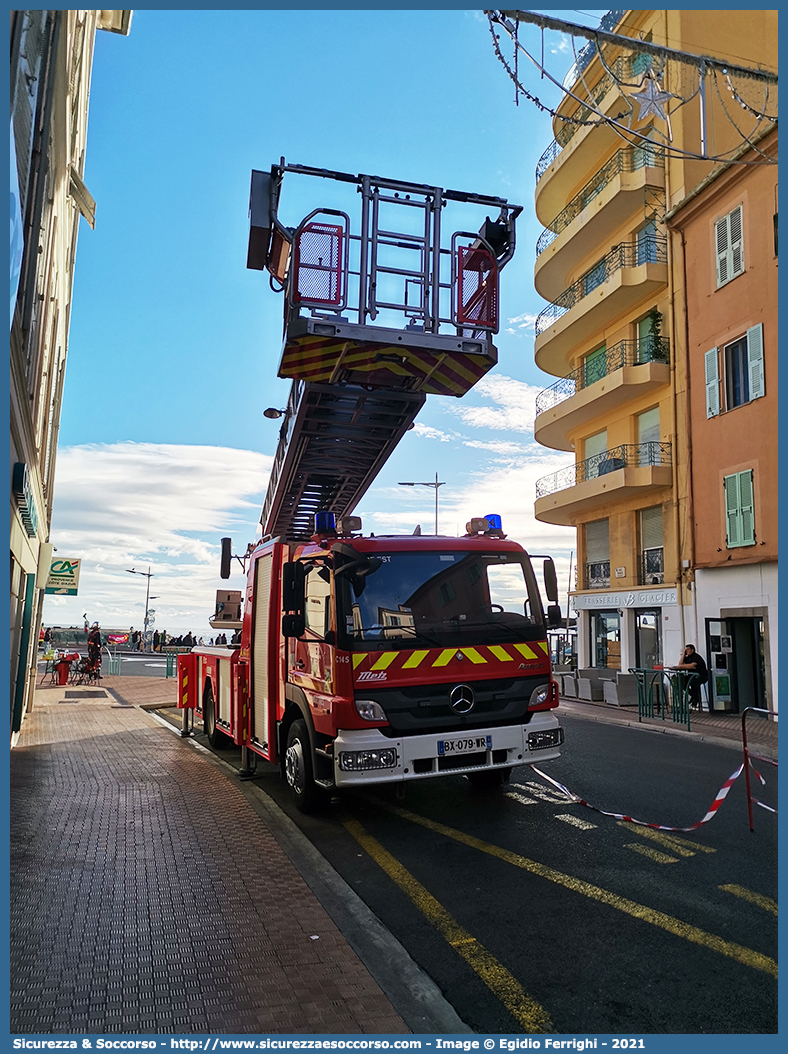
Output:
top-left (583, 344), bottom-right (607, 388)
top-left (633, 124), bottom-right (657, 169)
top-left (705, 324), bottom-right (764, 418)
top-left (637, 406), bottom-right (660, 465)
top-left (584, 519), bottom-right (610, 589)
top-left (590, 611), bottom-right (620, 669)
top-left (715, 205), bottom-right (744, 287)
top-left (639, 506), bottom-right (664, 584)
top-left (304, 566), bottom-right (331, 637)
top-left (583, 258), bottom-right (606, 296)
top-left (584, 429), bottom-right (607, 480)
top-left (724, 470), bottom-right (755, 548)
top-left (637, 220), bottom-right (658, 265)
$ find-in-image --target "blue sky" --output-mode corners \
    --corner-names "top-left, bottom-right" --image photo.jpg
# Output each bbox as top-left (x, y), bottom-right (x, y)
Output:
top-left (45, 9), bottom-right (606, 636)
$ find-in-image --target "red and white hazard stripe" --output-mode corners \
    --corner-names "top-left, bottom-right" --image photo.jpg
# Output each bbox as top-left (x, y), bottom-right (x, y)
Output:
top-left (530, 761), bottom-right (752, 833)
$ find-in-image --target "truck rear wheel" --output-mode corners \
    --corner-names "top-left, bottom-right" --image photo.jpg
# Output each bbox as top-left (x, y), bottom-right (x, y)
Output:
top-left (467, 767), bottom-right (511, 791)
top-left (284, 718), bottom-right (323, 813)
top-left (203, 683), bottom-right (229, 748)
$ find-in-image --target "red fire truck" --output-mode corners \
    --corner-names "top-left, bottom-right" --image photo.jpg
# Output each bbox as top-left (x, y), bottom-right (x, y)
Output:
top-left (178, 511), bottom-right (564, 812)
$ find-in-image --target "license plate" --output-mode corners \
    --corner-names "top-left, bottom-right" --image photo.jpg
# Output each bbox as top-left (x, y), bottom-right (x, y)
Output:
top-left (438, 735), bottom-right (493, 756)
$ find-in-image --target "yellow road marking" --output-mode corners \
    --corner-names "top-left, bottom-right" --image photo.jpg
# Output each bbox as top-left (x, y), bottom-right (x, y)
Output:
top-left (402, 650), bottom-right (429, 669)
top-left (624, 842), bottom-right (679, 865)
top-left (616, 822), bottom-right (717, 856)
top-left (342, 818), bottom-right (554, 1033)
top-left (720, 884), bottom-right (778, 916)
top-left (505, 791), bottom-right (538, 806)
top-left (379, 803), bottom-right (777, 977)
top-left (556, 814), bottom-right (598, 831)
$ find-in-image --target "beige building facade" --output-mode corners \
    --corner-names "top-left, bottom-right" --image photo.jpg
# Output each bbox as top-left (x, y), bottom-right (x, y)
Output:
top-left (10, 10), bottom-right (131, 740)
top-left (530, 10), bottom-right (777, 705)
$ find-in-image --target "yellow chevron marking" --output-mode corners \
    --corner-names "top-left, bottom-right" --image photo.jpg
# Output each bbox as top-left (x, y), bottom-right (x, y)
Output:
top-left (536, 641), bottom-right (549, 655)
top-left (432, 649), bottom-right (458, 668)
top-left (488, 646), bottom-right (514, 662)
top-left (402, 650), bottom-right (430, 669)
top-left (514, 644), bottom-right (538, 661)
top-left (461, 648), bottom-right (487, 665)
top-left (371, 652), bottom-right (398, 671)
top-left (352, 654), bottom-right (366, 670)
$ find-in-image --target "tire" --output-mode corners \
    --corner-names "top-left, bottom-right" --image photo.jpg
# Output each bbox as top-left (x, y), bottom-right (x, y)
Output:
top-left (284, 718), bottom-right (323, 813)
top-left (203, 683), bottom-right (229, 748)
top-left (467, 767), bottom-right (511, 791)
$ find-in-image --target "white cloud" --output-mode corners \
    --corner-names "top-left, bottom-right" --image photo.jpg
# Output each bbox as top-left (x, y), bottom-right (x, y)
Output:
top-left (448, 374), bottom-right (542, 433)
top-left (411, 422), bottom-right (455, 443)
top-left (45, 443), bottom-right (271, 637)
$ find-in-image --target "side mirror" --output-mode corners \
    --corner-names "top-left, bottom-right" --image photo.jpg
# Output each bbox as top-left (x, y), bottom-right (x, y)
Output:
top-left (282, 561), bottom-right (305, 613)
top-left (543, 558), bottom-right (559, 603)
top-left (220, 537), bottom-right (232, 580)
top-left (282, 614), bottom-right (305, 639)
top-left (547, 604), bottom-right (562, 628)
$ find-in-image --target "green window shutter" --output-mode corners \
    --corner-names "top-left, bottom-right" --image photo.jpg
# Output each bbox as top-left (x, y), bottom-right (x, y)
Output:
top-left (724, 473), bottom-right (742, 547)
top-left (747, 323), bottom-right (765, 399)
top-left (738, 469), bottom-right (755, 545)
top-left (705, 347), bottom-right (720, 417)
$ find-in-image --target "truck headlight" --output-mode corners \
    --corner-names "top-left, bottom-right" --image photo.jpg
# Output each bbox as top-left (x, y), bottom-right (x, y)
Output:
top-left (355, 698), bottom-right (387, 722)
top-left (339, 748), bottom-right (398, 772)
top-left (529, 683), bottom-right (550, 708)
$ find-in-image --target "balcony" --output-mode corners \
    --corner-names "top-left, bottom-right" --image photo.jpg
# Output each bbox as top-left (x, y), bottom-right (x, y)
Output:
top-left (535, 51), bottom-right (655, 226)
top-left (534, 442), bottom-right (673, 526)
top-left (535, 148), bottom-right (665, 303)
top-left (585, 561), bottom-right (611, 590)
top-left (639, 547), bottom-right (665, 586)
top-left (534, 338), bottom-right (670, 451)
top-left (534, 238), bottom-right (668, 378)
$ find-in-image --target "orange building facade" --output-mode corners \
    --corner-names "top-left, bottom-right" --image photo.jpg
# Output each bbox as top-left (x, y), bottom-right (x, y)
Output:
top-left (665, 126), bottom-right (777, 714)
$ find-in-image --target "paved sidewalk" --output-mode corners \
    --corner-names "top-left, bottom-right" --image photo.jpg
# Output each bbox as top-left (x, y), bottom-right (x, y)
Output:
top-left (556, 694), bottom-right (778, 760)
top-left (11, 682), bottom-right (412, 1035)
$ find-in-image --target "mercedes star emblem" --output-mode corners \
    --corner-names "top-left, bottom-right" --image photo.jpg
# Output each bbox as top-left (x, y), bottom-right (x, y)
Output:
top-left (450, 683), bottom-right (475, 714)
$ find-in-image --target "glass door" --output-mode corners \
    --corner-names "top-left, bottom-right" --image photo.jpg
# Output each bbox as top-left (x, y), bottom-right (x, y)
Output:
top-left (635, 609), bottom-right (661, 669)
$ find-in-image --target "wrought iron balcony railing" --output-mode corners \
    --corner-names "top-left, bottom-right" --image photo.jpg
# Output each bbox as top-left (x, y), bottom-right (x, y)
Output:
top-left (639, 547), bottom-right (665, 585)
top-left (534, 337), bottom-right (670, 416)
top-left (535, 237), bottom-right (667, 338)
top-left (562, 10), bottom-right (627, 88)
top-left (535, 442), bottom-right (672, 499)
top-left (536, 147), bottom-right (665, 257)
top-left (585, 561), bottom-right (611, 590)
top-left (536, 51), bottom-right (652, 184)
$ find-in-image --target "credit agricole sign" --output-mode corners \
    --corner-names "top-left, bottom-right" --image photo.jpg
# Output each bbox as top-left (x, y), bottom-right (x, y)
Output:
top-left (44, 557), bottom-right (81, 595)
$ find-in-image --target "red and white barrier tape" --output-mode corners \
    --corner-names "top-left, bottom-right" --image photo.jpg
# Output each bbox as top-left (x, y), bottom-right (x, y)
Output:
top-left (529, 761), bottom-right (769, 832)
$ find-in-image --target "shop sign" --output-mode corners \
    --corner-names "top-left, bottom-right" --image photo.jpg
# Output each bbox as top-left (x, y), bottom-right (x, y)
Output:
top-left (45, 557), bottom-right (81, 595)
top-left (572, 588), bottom-right (678, 610)
top-left (12, 462), bottom-right (39, 537)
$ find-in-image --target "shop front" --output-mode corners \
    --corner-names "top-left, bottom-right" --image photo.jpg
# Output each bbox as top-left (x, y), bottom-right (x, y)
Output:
top-left (573, 586), bottom-right (684, 675)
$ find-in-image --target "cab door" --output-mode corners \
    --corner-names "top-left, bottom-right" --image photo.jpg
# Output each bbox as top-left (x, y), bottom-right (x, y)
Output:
top-left (288, 564), bottom-right (334, 704)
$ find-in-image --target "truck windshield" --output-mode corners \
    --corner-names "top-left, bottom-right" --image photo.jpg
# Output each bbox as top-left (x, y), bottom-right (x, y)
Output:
top-left (336, 550), bottom-right (545, 649)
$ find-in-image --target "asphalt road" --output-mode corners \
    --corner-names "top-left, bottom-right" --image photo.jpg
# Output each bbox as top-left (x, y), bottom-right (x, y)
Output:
top-left (201, 712), bottom-right (778, 1035)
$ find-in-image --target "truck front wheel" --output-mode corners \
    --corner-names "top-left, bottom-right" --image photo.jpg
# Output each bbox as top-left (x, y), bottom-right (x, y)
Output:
top-left (284, 718), bottom-right (322, 813)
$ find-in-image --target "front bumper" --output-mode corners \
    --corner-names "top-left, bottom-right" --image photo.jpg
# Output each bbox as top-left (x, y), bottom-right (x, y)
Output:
top-left (333, 712), bottom-right (563, 787)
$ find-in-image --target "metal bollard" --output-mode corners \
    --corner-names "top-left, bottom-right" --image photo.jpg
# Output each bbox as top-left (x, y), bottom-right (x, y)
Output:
top-left (165, 652), bottom-right (176, 678)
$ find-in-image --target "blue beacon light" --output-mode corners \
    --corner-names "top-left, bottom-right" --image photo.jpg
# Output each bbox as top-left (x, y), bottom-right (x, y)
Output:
top-left (314, 510), bottom-right (337, 534)
top-left (485, 513), bottom-right (503, 530)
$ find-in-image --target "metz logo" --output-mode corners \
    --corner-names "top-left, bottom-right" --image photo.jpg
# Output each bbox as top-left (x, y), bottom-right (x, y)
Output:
top-left (357, 671), bottom-right (388, 682)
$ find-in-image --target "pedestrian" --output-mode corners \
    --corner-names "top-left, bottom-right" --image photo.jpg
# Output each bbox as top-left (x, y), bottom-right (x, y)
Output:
top-left (676, 644), bottom-right (708, 709)
top-left (87, 622), bottom-right (102, 678)
top-left (43, 626), bottom-right (52, 646)
top-left (153, 629), bottom-right (160, 652)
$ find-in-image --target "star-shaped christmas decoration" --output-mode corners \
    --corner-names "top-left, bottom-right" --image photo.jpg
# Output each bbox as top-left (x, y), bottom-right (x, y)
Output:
top-left (630, 73), bottom-right (672, 121)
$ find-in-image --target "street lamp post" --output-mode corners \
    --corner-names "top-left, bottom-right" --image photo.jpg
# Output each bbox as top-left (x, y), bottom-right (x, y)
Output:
top-left (125, 566), bottom-right (155, 651)
top-left (398, 472), bottom-right (446, 535)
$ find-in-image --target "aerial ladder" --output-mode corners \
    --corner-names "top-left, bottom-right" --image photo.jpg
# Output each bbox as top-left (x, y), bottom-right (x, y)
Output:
top-left (246, 161), bottom-right (522, 539)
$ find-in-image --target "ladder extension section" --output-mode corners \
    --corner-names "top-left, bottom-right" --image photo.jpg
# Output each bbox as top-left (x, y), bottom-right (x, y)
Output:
top-left (261, 380), bottom-right (425, 540)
